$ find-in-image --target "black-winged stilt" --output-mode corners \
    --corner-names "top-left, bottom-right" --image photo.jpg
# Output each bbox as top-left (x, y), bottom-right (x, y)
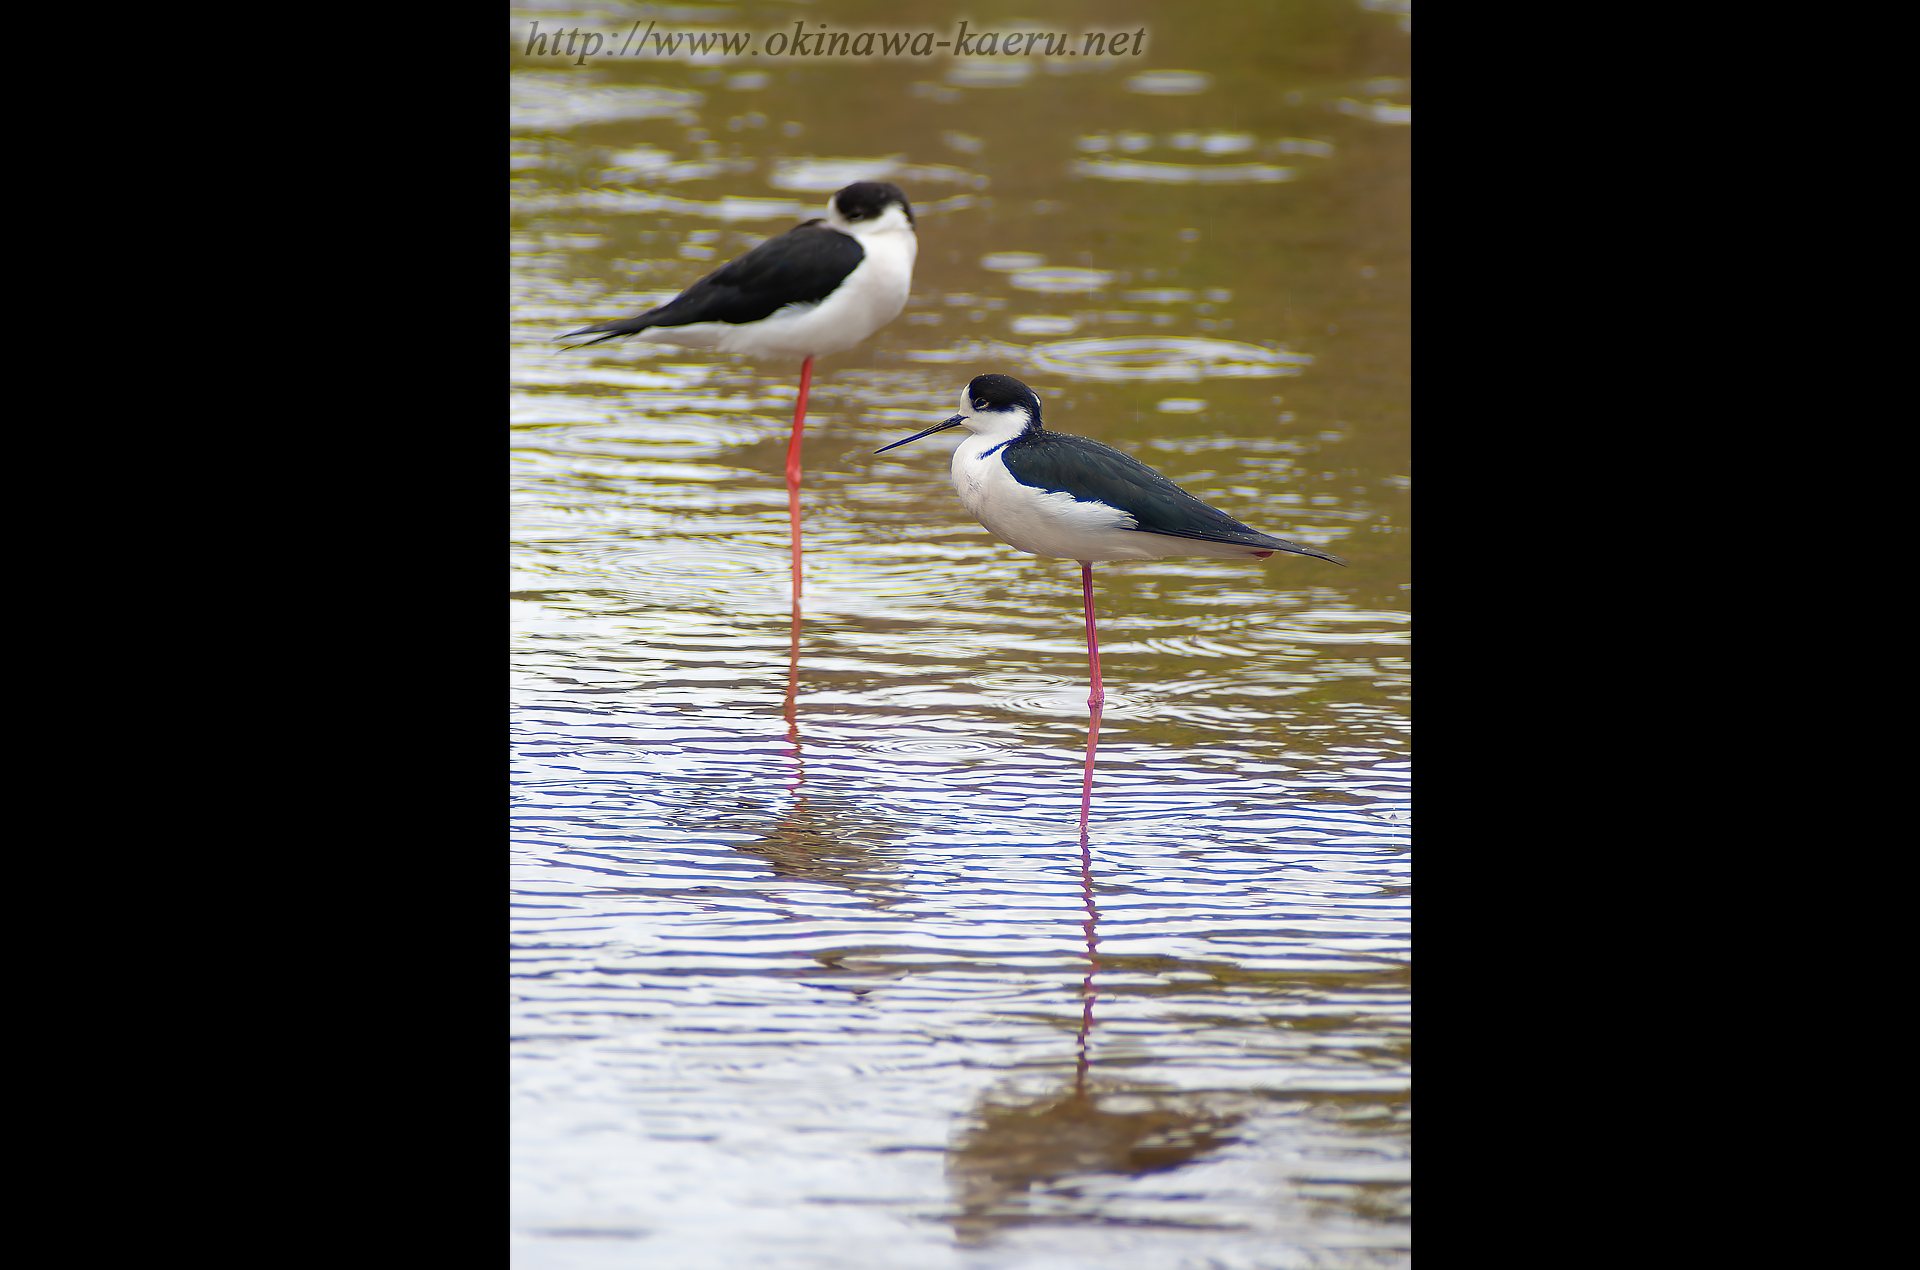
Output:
top-left (561, 181), bottom-right (918, 599)
top-left (875, 373), bottom-right (1346, 831)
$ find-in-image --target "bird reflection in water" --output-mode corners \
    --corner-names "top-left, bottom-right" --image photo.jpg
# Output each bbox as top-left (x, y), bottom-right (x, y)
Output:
top-left (944, 825), bottom-right (1245, 1245)
top-left (727, 599), bottom-right (901, 896)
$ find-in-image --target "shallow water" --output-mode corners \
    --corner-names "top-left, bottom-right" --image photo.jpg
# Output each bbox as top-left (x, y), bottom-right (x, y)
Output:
top-left (512, 4), bottom-right (1410, 1266)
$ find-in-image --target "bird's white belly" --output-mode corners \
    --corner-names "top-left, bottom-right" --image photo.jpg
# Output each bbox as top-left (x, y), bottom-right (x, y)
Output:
top-left (645, 228), bottom-right (916, 360)
top-left (951, 441), bottom-right (1165, 562)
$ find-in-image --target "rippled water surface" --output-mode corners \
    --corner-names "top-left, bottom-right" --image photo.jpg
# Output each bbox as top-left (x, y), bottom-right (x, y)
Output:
top-left (513, 3), bottom-right (1409, 1266)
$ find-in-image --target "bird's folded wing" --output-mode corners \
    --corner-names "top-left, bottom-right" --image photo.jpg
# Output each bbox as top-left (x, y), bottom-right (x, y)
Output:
top-left (1002, 435), bottom-right (1259, 541)
top-left (1002, 434), bottom-right (1345, 562)
top-left (562, 222), bottom-right (868, 340)
top-left (651, 223), bottom-right (866, 327)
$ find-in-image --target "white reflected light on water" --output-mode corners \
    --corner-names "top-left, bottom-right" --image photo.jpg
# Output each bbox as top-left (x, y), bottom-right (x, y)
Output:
top-left (512, 4), bottom-right (1409, 1263)
top-left (1069, 158), bottom-right (1297, 184)
top-left (767, 156), bottom-right (983, 192)
top-left (1030, 337), bottom-right (1313, 382)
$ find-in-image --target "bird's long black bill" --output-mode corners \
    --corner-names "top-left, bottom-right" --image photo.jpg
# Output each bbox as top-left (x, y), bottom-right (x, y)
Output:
top-left (874, 415), bottom-right (966, 454)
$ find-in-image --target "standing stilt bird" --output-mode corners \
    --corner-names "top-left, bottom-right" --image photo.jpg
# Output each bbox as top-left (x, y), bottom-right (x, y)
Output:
top-left (876, 373), bottom-right (1346, 831)
top-left (560, 181), bottom-right (918, 599)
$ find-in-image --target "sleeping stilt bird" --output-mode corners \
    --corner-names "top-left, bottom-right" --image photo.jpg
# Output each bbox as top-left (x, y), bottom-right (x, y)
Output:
top-left (875, 374), bottom-right (1346, 832)
top-left (560, 181), bottom-right (918, 599)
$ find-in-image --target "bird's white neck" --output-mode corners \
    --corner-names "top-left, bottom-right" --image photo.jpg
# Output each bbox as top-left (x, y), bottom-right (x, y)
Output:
top-left (953, 406), bottom-right (1034, 451)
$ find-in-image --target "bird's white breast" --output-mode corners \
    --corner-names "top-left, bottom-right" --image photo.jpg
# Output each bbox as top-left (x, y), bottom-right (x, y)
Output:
top-left (949, 433), bottom-right (1171, 562)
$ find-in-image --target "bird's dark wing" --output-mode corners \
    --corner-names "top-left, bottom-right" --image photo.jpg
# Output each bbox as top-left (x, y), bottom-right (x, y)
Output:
top-left (560, 222), bottom-right (866, 344)
top-left (1002, 431), bottom-right (1346, 564)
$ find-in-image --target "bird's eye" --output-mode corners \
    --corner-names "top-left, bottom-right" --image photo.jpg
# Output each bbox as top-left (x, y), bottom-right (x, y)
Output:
top-left (973, 399), bottom-right (987, 409)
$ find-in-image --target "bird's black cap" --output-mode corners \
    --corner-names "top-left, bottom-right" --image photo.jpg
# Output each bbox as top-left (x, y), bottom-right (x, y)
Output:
top-left (834, 181), bottom-right (914, 226)
top-left (965, 374), bottom-right (1042, 422)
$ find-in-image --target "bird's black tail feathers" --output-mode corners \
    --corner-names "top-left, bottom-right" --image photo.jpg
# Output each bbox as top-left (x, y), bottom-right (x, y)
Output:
top-left (556, 316), bottom-right (660, 347)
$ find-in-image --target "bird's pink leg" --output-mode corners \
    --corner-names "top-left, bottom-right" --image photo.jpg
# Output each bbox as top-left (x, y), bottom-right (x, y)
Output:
top-left (1081, 561), bottom-right (1104, 709)
top-left (1080, 560), bottom-right (1103, 834)
top-left (786, 356), bottom-right (814, 602)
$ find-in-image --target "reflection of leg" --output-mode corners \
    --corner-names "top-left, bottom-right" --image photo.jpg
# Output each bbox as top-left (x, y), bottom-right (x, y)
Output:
top-left (784, 600), bottom-right (802, 752)
top-left (1080, 561), bottom-right (1103, 835)
top-left (782, 582), bottom-right (805, 811)
top-left (786, 356), bottom-right (814, 602)
top-left (1080, 702), bottom-right (1101, 836)
top-left (1076, 822), bottom-right (1099, 1097)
